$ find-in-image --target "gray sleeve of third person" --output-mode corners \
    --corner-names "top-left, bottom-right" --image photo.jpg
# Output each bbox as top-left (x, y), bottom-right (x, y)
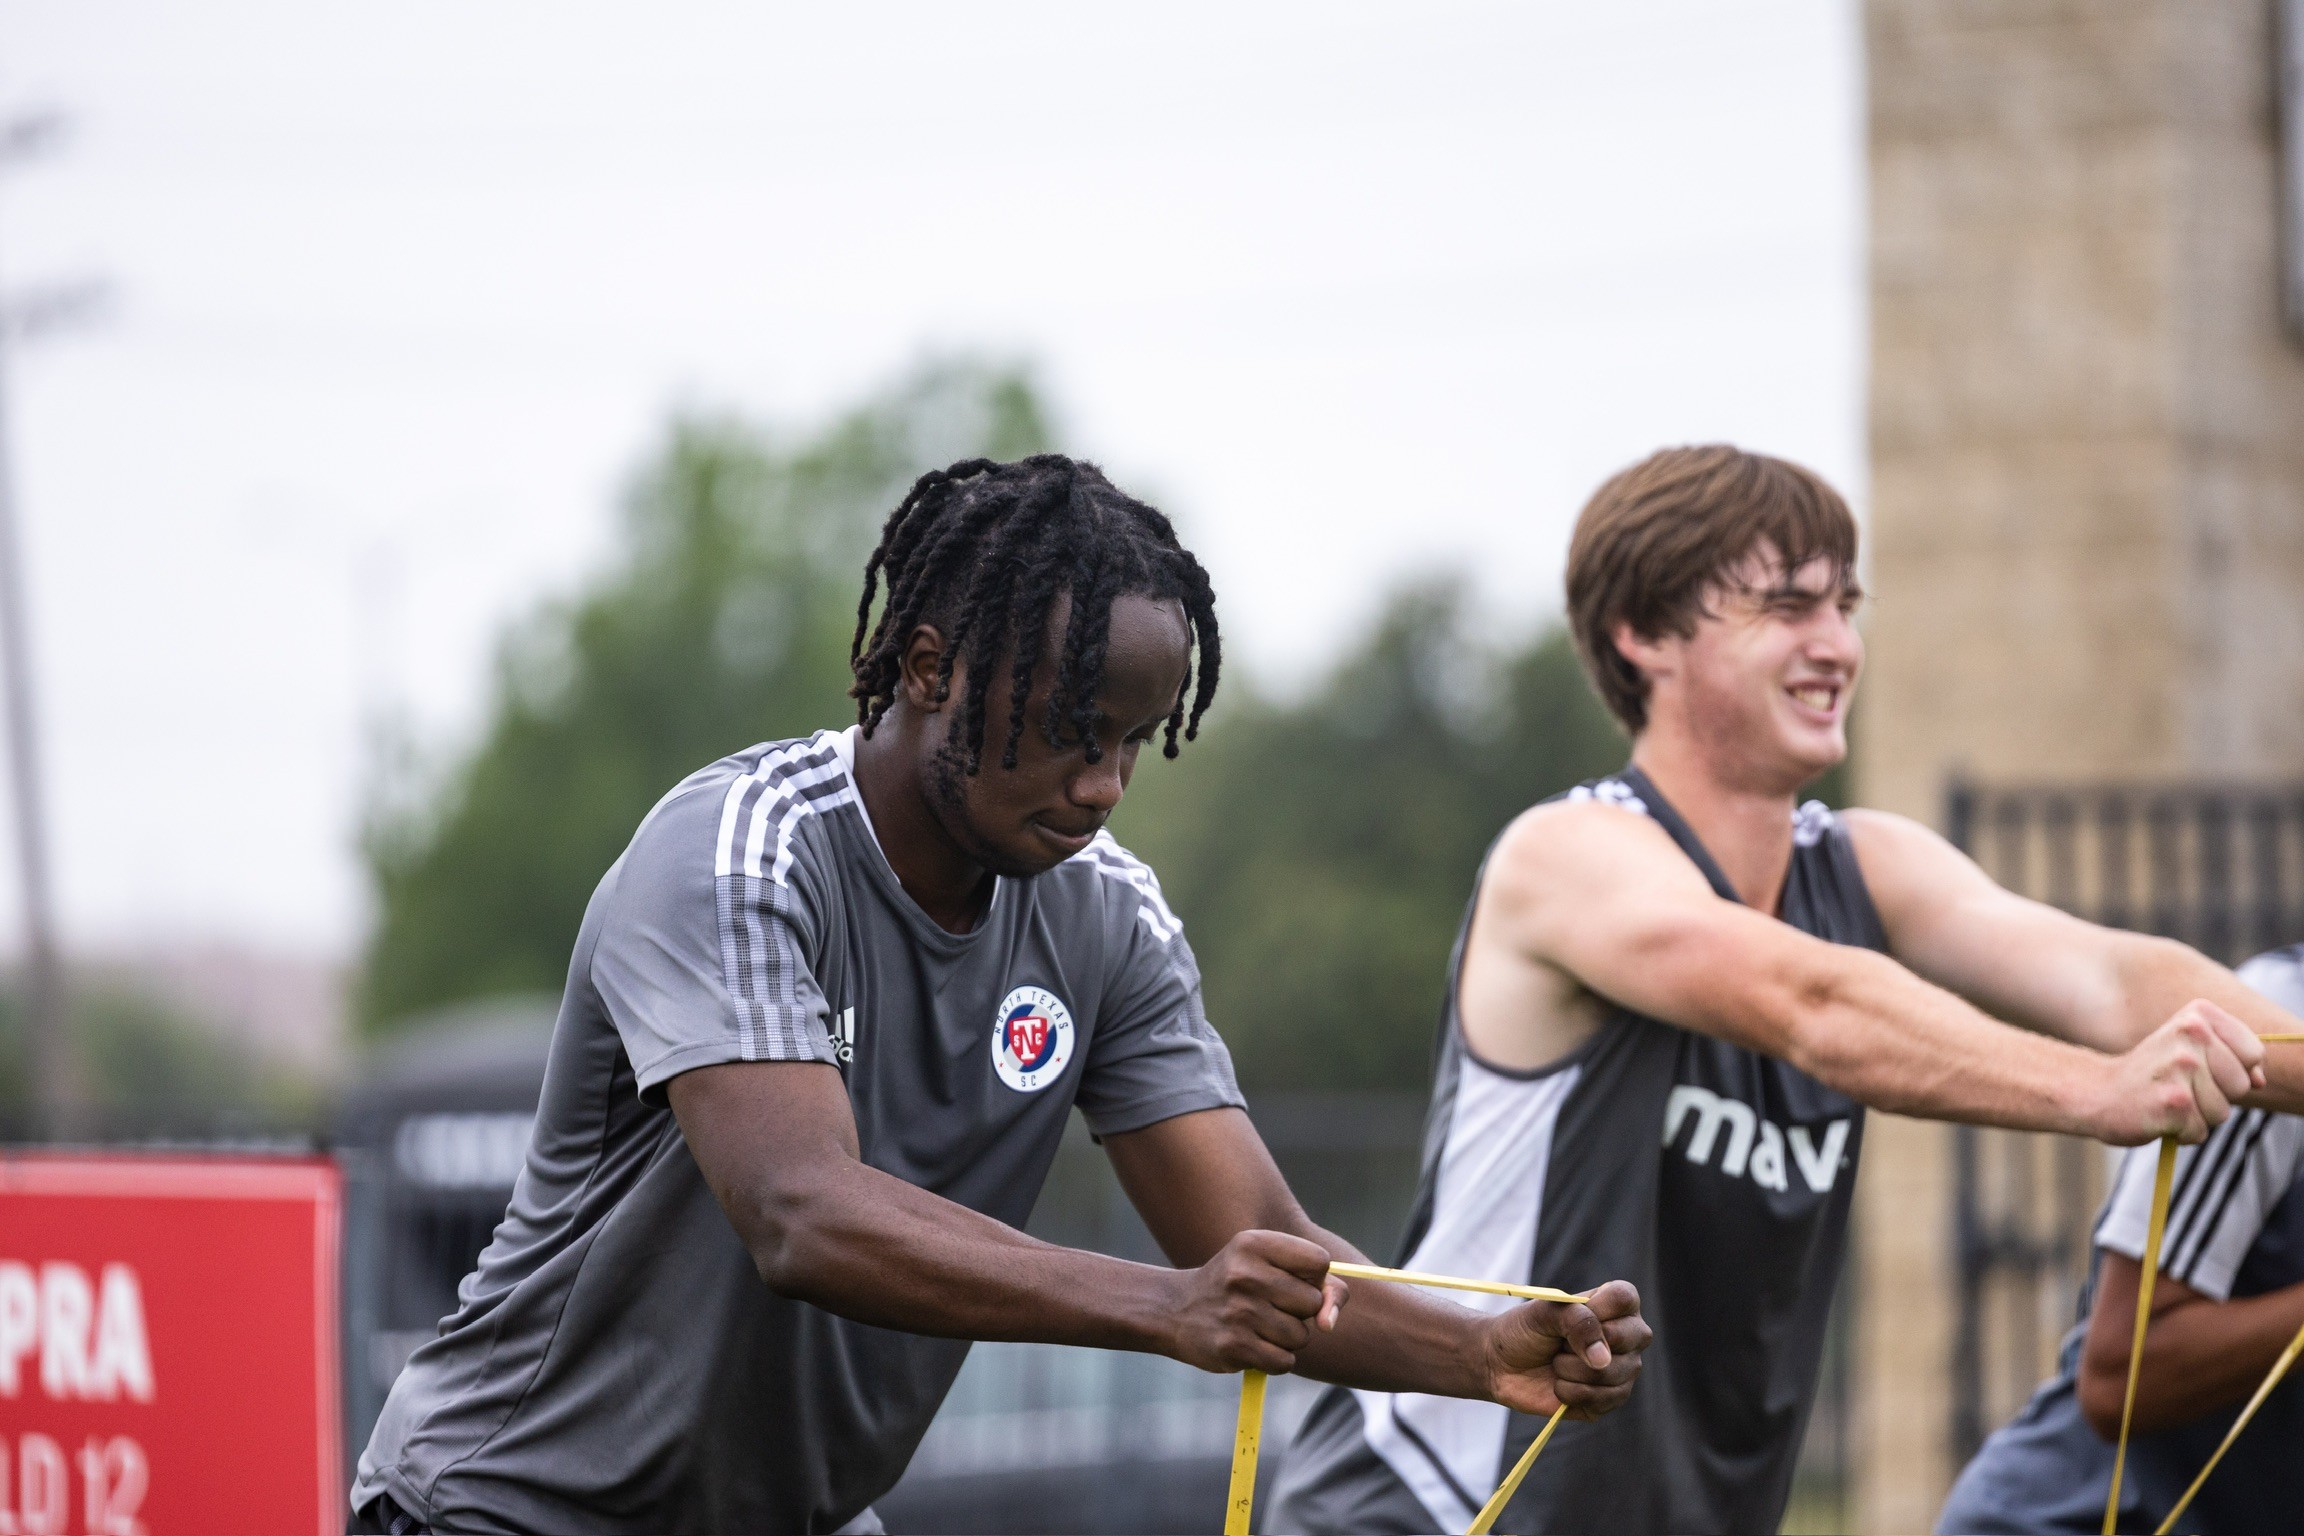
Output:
top-left (1073, 849), bottom-right (1246, 1138)
top-left (590, 778), bottom-right (840, 1106)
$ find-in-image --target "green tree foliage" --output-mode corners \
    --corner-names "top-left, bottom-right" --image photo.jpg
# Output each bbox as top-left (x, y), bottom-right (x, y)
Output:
top-left (359, 365), bottom-right (1837, 1093)
top-left (0, 982), bottom-right (313, 1139)
top-left (1110, 583), bottom-right (1628, 1091)
top-left (358, 363), bottom-right (1052, 1032)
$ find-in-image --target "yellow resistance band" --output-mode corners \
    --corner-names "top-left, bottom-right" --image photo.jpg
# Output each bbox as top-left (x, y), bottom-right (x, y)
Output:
top-left (1225, 1368), bottom-right (1267, 1536)
top-left (2105, 1137), bottom-right (2179, 1536)
top-left (2152, 1313), bottom-right (2304, 1534)
top-left (1466, 1404), bottom-right (1569, 1535)
top-left (1223, 1262), bottom-right (1590, 1536)
top-left (1329, 1260), bottom-right (1589, 1307)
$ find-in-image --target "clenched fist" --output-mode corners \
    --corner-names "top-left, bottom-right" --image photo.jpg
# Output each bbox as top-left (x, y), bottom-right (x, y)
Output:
top-left (1166, 1229), bottom-right (1349, 1375)
top-left (1481, 1279), bottom-right (1650, 1419)
top-left (2092, 1000), bottom-right (2266, 1145)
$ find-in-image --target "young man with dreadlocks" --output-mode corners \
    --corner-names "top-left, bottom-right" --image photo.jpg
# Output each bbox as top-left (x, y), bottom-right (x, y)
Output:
top-left (1268, 444), bottom-right (2304, 1536)
top-left (348, 454), bottom-right (1650, 1535)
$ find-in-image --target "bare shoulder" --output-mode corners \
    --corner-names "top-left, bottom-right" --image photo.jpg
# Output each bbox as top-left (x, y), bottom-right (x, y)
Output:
top-left (1483, 792), bottom-right (1686, 888)
top-left (1837, 805), bottom-right (1937, 846)
top-left (1484, 795), bottom-right (1707, 916)
top-left (1837, 806), bottom-right (1936, 868)
top-left (1838, 807), bottom-right (1977, 885)
top-left (1837, 807), bottom-right (2006, 942)
top-left (1464, 799), bottom-right (1681, 1070)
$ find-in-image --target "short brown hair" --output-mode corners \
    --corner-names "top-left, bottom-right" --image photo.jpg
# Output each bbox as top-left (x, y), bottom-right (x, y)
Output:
top-left (1565, 444), bottom-right (1858, 733)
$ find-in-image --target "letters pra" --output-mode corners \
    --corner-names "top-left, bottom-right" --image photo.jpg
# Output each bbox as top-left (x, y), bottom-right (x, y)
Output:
top-left (0, 1261), bottom-right (155, 1536)
top-left (0, 1261), bottom-right (154, 1404)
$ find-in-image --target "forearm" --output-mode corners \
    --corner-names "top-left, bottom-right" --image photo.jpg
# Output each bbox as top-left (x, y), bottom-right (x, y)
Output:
top-left (2133, 1285), bottom-right (2304, 1430)
top-left (1779, 948), bottom-right (2113, 1135)
top-left (740, 1156), bottom-right (1182, 1356)
top-left (1101, 1109), bottom-right (1642, 1416)
top-left (1106, 1109), bottom-right (1507, 1398)
top-left (1274, 1221), bottom-right (1492, 1400)
top-left (2083, 1279), bottom-right (2304, 1434)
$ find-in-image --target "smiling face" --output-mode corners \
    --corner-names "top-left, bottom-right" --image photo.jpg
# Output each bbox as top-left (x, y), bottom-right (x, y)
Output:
top-left (1614, 544), bottom-right (1863, 791)
top-left (913, 591), bottom-right (1192, 879)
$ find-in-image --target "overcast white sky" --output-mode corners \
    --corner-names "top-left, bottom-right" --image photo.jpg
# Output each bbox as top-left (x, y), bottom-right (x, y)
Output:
top-left (0, 1), bottom-right (1863, 957)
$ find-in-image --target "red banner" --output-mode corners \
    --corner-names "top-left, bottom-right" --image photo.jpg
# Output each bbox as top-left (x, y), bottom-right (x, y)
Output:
top-left (0, 1154), bottom-right (343, 1536)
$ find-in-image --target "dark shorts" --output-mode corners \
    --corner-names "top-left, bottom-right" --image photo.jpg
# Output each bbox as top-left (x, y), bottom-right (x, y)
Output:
top-left (1935, 1374), bottom-right (2133, 1536)
top-left (348, 1491), bottom-right (432, 1535)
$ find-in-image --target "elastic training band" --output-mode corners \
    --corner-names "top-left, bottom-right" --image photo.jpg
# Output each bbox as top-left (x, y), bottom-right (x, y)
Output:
top-left (1221, 1261), bottom-right (1588, 1536)
top-left (1328, 1260), bottom-right (1588, 1307)
top-left (1226, 1367), bottom-right (1267, 1536)
top-left (2105, 1137), bottom-right (2179, 1535)
top-left (1467, 1404), bottom-right (1568, 1534)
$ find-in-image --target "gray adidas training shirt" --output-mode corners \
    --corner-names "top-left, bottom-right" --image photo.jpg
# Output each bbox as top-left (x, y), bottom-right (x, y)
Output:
top-left (352, 728), bottom-right (1244, 1534)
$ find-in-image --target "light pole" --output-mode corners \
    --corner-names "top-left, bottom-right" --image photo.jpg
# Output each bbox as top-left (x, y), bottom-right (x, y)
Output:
top-left (0, 108), bottom-right (100, 1140)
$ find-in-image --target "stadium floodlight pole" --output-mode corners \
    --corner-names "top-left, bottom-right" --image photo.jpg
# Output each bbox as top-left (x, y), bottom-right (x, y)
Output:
top-left (0, 316), bottom-right (70, 1142)
top-left (0, 108), bottom-right (78, 1141)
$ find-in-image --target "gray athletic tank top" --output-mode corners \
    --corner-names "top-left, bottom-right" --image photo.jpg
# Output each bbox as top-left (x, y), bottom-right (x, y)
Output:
top-left (1272, 765), bottom-right (1887, 1535)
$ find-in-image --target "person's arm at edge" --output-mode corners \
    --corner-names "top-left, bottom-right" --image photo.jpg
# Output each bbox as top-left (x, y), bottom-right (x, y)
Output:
top-left (1846, 808), bottom-right (2304, 1113)
top-left (668, 1060), bottom-right (1332, 1374)
top-left (1490, 801), bottom-right (2263, 1144)
top-left (2075, 1254), bottom-right (2304, 1436)
top-left (1102, 1105), bottom-right (1648, 1419)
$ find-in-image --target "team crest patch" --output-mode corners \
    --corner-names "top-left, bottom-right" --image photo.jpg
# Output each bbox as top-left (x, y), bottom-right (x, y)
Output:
top-left (991, 985), bottom-right (1075, 1093)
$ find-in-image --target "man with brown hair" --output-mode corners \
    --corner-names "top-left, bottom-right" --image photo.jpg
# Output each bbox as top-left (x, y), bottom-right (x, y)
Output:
top-left (1269, 444), bottom-right (2304, 1534)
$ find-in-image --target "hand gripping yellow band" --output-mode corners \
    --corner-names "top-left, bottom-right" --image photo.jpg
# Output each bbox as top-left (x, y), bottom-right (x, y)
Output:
top-left (2104, 1137), bottom-right (2178, 1536)
top-left (1222, 1262), bottom-right (1588, 1536)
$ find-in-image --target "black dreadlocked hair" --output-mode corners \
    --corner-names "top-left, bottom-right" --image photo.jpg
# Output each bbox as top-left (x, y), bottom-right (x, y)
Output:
top-left (849, 454), bottom-right (1221, 775)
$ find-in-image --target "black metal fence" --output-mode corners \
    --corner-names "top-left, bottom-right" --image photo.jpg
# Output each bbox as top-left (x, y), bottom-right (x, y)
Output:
top-left (1944, 777), bottom-right (2304, 1461)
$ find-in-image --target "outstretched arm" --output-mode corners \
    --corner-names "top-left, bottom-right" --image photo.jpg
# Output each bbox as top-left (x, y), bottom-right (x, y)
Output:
top-left (1847, 809), bottom-right (2304, 1113)
top-left (1486, 802), bottom-right (2263, 1144)
top-left (669, 1060), bottom-right (1335, 1373)
top-left (1103, 1105), bottom-right (1650, 1419)
top-left (673, 1063), bottom-right (1647, 1411)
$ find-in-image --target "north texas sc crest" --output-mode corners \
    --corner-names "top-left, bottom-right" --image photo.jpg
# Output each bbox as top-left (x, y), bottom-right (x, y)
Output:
top-left (990, 985), bottom-right (1075, 1093)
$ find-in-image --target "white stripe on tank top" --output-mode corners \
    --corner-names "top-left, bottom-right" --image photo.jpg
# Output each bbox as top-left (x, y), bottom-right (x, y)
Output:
top-left (1352, 1053), bottom-right (1581, 1531)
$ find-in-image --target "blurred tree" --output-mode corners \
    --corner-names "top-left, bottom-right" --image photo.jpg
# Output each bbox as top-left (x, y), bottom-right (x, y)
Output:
top-left (358, 361), bottom-right (1851, 1085)
top-left (0, 980), bottom-right (313, 1140)
top-left (358, 362), bottom-right (1052, 1033)
top-left (1112, 582), bottom-right (1629, 1091)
